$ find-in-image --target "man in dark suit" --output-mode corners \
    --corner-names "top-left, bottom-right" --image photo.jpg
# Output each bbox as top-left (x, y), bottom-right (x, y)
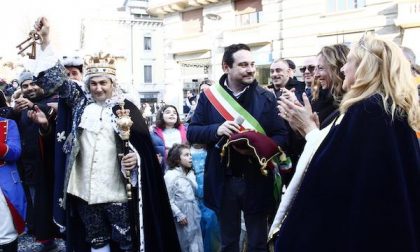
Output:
top-left (187, 43), bottom-right (288, 252)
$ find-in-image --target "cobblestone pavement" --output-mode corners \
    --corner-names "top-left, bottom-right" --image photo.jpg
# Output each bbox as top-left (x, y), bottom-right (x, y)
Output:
top-left (18, 235), bottom-right (65, 252)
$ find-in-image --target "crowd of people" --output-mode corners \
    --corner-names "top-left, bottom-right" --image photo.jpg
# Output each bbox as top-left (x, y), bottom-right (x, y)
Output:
top-left (0, 16), bottom-right (419, 252)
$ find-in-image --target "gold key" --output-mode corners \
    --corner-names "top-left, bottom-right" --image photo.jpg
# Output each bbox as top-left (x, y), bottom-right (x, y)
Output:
top-left (16, 30), bottom-right (42, 59)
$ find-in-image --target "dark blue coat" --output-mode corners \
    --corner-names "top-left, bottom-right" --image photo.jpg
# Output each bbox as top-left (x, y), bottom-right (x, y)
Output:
top-left (187, 75), bottom-right (288, 213)
top-left (13, 95), bottom-right (58, 186)
top-left (7, 94), bottom-right (59, 241)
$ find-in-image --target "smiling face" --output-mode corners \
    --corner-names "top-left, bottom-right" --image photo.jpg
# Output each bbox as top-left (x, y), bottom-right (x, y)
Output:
top-left (341, 51), bottom-right (357, 91)
top-left (314, 55), bottom-right (332, 89)
top-left (162, 106), bottom-right (178, 128)
top-left (270, 60), bottom-right (290, 89)
top-left (179, 148), bottom-right (192, 169)
top-left (66, 66), bottom-right (83, 82)
top-left (224, 49), bottom-right (256, 87)
top-left (21, 80), bottom-right (44, 99)
top-left (300, 57), bottom-right (317, 86)
top-left (89, 76), bottom-right (113, 103)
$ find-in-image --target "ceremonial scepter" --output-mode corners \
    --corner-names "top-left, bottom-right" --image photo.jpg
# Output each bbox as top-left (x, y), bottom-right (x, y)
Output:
top-left (116, 101), bottom-right (139, 251)
top-left (116, 101), bottom-right (134, 199)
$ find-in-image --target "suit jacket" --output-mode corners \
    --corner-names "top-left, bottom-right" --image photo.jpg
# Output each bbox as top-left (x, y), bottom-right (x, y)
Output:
top-left (187, 74), bottom-right (288, 214)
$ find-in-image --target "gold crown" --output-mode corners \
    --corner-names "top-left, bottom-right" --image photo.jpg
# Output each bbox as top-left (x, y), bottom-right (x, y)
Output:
top-left (85, 52), bottom-right (116, 77)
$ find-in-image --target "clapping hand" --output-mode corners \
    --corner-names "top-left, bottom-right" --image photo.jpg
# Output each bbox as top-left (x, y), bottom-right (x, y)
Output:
top-left (280, 88), bottom-right (299, 104)
top-left (278, 93), bottom-right (319, 137)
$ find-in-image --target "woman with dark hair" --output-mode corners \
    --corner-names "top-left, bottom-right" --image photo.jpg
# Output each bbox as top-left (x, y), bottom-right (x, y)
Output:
top-left (151, 105), bottom-right (188, 171)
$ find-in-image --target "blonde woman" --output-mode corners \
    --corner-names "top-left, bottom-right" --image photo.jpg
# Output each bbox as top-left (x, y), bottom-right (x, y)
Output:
top-left (271, 35), bottom-right (420, 251)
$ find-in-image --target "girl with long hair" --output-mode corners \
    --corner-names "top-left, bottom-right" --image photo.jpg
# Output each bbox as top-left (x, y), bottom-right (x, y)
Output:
top-left (164, 144), bottom-right (204, 252)
top-left (151, 105), bottom-right (188, 171)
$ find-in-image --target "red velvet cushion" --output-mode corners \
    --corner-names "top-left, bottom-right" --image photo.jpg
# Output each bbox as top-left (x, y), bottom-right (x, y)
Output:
top-left (222, 130), bottom-right (284, 174)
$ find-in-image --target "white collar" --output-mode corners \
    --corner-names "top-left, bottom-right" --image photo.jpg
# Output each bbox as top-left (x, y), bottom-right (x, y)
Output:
top-left (223, 79), bottom-right (249, 98)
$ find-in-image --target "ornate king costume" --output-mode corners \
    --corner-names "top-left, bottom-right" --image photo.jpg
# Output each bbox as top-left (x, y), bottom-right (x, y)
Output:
top-left (33, 47), bottom-right (181, 252)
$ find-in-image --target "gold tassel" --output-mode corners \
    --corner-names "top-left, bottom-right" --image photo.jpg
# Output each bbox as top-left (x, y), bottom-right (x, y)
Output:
top-left (260, 159), bottom-right (268, 176)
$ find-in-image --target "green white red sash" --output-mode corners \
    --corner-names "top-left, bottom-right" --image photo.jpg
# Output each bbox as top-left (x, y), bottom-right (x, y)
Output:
top-left (204, 83), bottom-right (266, 135)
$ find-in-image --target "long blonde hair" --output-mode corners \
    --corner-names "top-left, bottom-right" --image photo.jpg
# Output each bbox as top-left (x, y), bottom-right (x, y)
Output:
top-left (340, 34), bottom-right (420, 131)
top-left (312, 44), bottom-right (349, 103)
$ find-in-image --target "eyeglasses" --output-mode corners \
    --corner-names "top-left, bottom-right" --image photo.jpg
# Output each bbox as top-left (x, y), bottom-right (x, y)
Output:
top-left (299, 65), bottom-right (316, 73)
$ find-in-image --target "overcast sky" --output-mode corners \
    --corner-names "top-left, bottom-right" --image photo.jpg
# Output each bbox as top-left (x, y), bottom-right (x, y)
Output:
top-left (0, 0), bottom-right (124, 59)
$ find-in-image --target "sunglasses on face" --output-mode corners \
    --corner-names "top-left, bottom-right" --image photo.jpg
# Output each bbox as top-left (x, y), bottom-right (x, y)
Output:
top-left (299, 65), bottom-right (315, 73)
